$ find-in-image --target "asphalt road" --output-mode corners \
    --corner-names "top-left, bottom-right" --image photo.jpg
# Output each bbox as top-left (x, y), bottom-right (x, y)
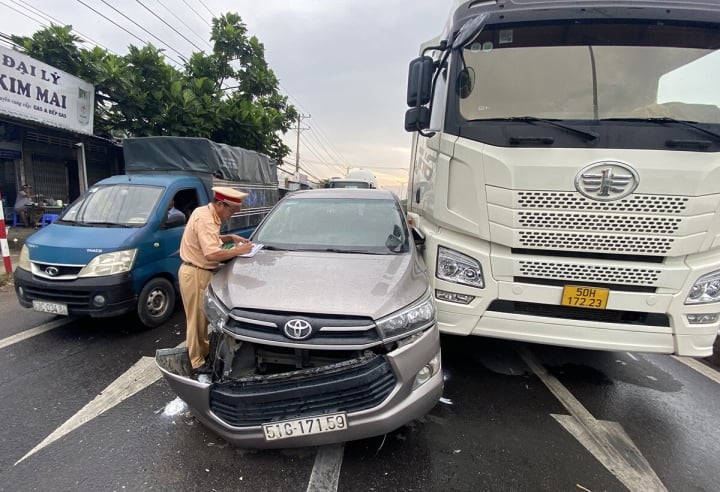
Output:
top-left (1, 280), bottom-right (719, 491)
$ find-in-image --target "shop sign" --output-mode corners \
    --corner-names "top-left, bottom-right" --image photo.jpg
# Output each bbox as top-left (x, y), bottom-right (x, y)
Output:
top-left (0, 46), bottom-right (94, 135)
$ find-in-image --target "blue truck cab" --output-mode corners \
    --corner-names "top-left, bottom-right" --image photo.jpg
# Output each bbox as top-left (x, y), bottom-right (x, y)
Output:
top-left (14, 136), bottom-right (278, 327)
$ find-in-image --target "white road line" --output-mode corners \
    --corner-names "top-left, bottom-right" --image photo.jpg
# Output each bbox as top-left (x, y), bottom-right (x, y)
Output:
top-left (306, 443), bottom-right (345, 492)
top-left (671, 355), bottom-right (720, 385)
top-left (517, 346), bottom-right (667, 492)
top-left (15, 356), bottom-right (162, 465)
top-left (0, 318), bottom-right (74, 350)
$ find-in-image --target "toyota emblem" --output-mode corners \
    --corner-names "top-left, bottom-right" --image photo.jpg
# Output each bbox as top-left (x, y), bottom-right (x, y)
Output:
top-left (283, 319), bottom-right (313, 340)
top-left (45, 266), bottom-right (60, 277)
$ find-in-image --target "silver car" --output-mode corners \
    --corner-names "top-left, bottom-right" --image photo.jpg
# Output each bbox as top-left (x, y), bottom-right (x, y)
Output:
top-left (156, 188), bottom-right (443, 448)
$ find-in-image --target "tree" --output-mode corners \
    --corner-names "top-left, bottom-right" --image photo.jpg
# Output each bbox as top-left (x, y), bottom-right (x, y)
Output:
top-left (10, 14), bottom-right (297, 162)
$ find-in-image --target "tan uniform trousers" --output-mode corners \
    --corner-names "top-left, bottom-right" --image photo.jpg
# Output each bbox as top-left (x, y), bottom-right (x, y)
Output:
top-left (179, 263), bottom-right (214, 369)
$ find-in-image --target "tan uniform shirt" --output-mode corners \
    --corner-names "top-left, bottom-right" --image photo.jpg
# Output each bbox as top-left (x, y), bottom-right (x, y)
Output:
top-left (179, 204), bottom-right (224, 269)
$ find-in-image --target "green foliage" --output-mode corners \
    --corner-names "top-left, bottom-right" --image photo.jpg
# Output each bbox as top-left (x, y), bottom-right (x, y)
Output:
top-left (9, 16), bottom-right (297, 162)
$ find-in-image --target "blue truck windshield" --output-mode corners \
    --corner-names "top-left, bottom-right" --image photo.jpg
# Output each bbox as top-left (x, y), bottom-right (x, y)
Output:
top-left (62, 184), bottom-right (164, 226)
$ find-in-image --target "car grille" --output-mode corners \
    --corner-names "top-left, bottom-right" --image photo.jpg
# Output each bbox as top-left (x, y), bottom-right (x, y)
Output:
top-left (225, 308), bottom-right (380, 347)
top-left (209, 354), bottom-right (396, 426)
top-left (31, 261), bottom-right (84, 280)
top-left (20, 284), bottom-right (92, 307)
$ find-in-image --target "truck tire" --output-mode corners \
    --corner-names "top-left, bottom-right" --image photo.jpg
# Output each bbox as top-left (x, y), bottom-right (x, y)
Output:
top-left (137, 277), bottom-right (176, 328)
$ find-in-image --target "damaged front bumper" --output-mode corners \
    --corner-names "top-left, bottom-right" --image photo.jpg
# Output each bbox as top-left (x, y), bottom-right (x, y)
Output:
top-left (155, 327), bottom-right (443, 448)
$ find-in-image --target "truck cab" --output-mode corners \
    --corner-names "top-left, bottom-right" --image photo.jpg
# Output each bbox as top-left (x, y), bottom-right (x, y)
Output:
top-left (404, 0), bottom-right (720, 356)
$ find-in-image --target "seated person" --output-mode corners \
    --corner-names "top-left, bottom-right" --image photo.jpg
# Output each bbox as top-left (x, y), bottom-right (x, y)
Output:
top-left (14, 184), bottom-right (40, 227)
top-left (167, 199), bottom-right (186, 222)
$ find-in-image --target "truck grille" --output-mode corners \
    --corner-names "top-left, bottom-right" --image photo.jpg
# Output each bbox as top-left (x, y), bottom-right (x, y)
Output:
top-left (518, 212), bottom-right (681, 234)
top-left (518, 260), bottom-right (661, 285)
top-left (487, 188), bottom-right (718, 257)
top-left (517, 192), bottom-right (688, 213)
top-left (518, 231), bottom-right (674, 254)
top-left (209, 355), bottom-right (396, 426)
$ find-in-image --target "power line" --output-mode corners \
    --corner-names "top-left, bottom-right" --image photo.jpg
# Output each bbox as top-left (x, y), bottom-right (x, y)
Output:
top-left (135, 0), bottom-right (205, 53)
top-left (181, 0), bottom-right (211, 28)
top-left (74, 0), bottom-right (154, 55)
top-left (13, 0), bottom-right (119, 55)
top-left (156, 0), bottom-right (212, 50)
top-left (98, 0), bottom-right (187, 64)
top-left (196, 0), bottom-right (216, 18)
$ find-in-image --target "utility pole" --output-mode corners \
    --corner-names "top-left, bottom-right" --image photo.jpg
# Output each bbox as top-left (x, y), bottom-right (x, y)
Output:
top-left (294, 113), bottom-right (311, 173)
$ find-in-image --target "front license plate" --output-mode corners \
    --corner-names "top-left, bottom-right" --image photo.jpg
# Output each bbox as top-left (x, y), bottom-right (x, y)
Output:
top-left (32, 300), bottom-right (68, 315)
top-left (263, 413), bottom-right (347, 441)
top-left (561, 285), bottom-right (609, 309)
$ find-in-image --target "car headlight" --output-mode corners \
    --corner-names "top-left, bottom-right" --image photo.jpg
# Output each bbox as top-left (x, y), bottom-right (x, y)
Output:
top-left (78, 248), bottom-right (137, 277)
top-left (204, 285), bottom-right (229, 332)
top-left (376, 291), bottom-right (435, 342)
top-left (436, 246), bottom-right (484, 288)
top-left (686, 270), bottom-right (720, 305)
top-left (17, 245), bottom-right (31, 271)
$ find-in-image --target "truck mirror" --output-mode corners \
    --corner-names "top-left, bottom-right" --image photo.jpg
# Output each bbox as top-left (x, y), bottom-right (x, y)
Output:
top-left (164, 213), bottom-right (186, 229)
top-left (405, 107), bottom-right (431, 132)
top-left (407, 56), bottom-right (434, 107)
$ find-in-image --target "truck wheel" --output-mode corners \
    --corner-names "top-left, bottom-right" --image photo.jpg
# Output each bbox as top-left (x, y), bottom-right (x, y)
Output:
top-left (137, 278), bottom-right (175, 328)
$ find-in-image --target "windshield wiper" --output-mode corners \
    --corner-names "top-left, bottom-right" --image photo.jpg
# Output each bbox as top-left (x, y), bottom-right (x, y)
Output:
top-left (83, 221), bottom-right (132, 228)
top-left (602, 117), bottom-right (720, 142)
top-left (504, 116), bottom-right (598, 141)
top-left (322, 248), bottom-right (386, 255)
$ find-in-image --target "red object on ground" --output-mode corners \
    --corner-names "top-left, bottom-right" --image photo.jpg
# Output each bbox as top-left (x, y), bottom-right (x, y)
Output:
top-left (0, 191), bottom-right (13, 274)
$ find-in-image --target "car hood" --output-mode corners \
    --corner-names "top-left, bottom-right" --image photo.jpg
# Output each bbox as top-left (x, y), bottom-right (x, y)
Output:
top-left (25, 223), bottom-right (143, 263)
top-left (210, 250), bottom-right (428, 319)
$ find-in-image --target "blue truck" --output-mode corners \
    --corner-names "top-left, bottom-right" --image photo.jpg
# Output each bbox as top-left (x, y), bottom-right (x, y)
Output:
top-left (14, 136), bottom-right (278, 327)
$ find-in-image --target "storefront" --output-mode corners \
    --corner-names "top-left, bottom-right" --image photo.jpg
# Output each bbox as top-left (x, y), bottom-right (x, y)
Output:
top-left (0, 46), bottom-right (121, 222)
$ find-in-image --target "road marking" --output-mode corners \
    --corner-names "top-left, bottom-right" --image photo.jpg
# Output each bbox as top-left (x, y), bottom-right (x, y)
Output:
top-left (306, 443), bottom-right (345, 492)
top-left (15, 356), bottom-right (161, 465)
top-left (0, 318), bottom-right (74, 350)
top-left (517, 346), bottom-right (667, 492)
top-left (672, 355), bottom-right (720, 385)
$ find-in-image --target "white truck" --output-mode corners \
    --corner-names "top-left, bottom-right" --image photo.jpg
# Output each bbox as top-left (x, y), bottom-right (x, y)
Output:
top-left (404, 0), bottom-right (720, 356)
top-left (327, 168), bottom-right (378, 189)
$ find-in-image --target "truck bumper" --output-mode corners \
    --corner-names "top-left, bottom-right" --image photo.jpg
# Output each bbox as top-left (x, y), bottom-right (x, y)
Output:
top-left (13, 267), bottom-right (137, 318)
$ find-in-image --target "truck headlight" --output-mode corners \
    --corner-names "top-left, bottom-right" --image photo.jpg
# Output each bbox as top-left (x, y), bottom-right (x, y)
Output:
top-left (377, 291), bottom-right (435, 342)
top-left (686, 270), bottom-right (720, 305)
top-left (78, 249), bottom-right (137, 277)
top-left (18, 245), bottom-right (31, 271)
top-left (437, 246), bottom-right (484, 288)
top-left (204, 285), bottom-right (229, 332)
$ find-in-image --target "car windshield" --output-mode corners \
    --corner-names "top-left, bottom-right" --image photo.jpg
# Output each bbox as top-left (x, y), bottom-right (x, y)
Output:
top-left (458, 22), bottom-right (720, 123)
top-left (254, 197), bottom-right (409, 254)
top-left (61, 184), bottom-right (163, 226)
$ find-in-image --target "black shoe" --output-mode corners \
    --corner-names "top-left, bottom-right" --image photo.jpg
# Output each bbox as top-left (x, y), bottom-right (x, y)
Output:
top-left (193, 359), bottom-right (214, 376)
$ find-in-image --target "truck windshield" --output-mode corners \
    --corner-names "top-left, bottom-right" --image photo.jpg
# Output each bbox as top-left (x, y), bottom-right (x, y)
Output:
top-left (61, 184), bottom-right (164, 226)
top-left (458, 22), bottom-right (720, 124)
top-left (328, 181), bottom-right (371, 189)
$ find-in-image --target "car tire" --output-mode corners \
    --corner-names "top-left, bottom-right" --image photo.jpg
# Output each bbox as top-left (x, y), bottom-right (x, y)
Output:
top-left (137, 277), bottom-right (176, 328)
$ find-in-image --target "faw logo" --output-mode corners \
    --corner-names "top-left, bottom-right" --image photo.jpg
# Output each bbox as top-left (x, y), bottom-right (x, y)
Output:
top-left (574, 161), bottom-right (639, 201)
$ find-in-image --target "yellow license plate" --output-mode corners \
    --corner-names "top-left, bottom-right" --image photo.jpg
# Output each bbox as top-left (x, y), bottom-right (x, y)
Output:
top-left (561, 285), bottom-right (609, 309)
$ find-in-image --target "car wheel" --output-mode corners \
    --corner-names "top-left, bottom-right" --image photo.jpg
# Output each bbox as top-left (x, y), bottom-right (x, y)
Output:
top-left (137, 277), bottom-right (175, 328)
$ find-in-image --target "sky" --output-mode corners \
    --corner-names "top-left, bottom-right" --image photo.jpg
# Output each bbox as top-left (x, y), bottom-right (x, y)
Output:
top-left (0, 0), bottom-right (455, 196)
